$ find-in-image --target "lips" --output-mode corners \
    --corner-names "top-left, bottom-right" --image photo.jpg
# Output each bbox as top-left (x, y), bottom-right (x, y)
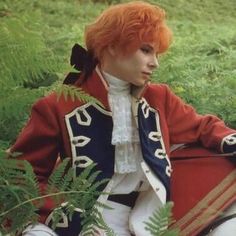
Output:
top-left (142, 71), bottom-right (152, 76)
top-left (142, 72), bottom-right (152, 79)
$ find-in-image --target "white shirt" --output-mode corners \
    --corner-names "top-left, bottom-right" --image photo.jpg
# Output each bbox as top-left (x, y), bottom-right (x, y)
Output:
top-left (103, 71), bottom-right (149, 194)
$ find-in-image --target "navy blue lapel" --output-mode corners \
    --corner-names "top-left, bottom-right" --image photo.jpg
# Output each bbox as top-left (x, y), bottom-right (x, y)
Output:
top-left (65, 103), bottom-right (115, 180)
top-left (137, 98), bottom-right (171, 197)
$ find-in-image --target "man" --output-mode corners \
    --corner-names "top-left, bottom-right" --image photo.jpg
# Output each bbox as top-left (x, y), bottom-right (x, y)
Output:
top-left (10, 1), bottom-right (236, 235)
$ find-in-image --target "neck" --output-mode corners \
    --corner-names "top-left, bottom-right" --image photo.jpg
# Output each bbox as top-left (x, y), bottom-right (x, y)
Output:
top-left (131, 84), bottom-right (149, 99)
top-left (100, 52), bottom-right (120, 79)
top-left (102, 71), bottom-right (130, 95)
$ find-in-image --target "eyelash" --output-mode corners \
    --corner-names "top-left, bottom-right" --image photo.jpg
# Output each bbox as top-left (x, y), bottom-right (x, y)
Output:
top-left (140, 47), bottom-right (150, 54)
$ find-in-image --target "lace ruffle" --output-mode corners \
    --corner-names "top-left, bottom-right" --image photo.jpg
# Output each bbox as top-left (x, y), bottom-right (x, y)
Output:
top-left (103, 71), bottom-right (140, 173)
top-left (108, 94), bottom-right (139, 145)
top-left (114, 143), bottom-right (141, 173)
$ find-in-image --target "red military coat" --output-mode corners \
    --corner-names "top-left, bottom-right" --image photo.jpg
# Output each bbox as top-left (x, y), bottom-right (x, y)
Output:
top-left (170, 145), bottom-right (236, 235)
top-left (11, 68), bottom-right (236, 235)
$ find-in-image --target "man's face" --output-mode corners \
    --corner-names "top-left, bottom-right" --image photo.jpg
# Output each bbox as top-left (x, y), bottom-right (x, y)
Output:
top-left (107, 43), bottom-right (159, 87)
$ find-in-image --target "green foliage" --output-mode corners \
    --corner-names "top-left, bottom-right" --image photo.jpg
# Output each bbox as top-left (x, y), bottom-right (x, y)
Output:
top-left (0, 16), bottom-right (59, 142)
top-left (0, 87), bottom-right (42, 142)
top-left (0, 150), bottom-right (179, 236)
top-left (152, 3), bottom-right (236, 128)
top-left (54, 84), bottom-right (103, 107)
top-left (144, 202), bottom-right (179, 236)
top-left (0, 0), bottom-right (235, 146)
top-left (0, 157), bottom-right (40, 234)
top-left (46, 160), bottom-right (109, 232)
top-left (0, 156), bottom-right (110, 235)
top-left (0, 18), bottom-right (58, 88)
top-left (0, 14), bottom-right (101, 142)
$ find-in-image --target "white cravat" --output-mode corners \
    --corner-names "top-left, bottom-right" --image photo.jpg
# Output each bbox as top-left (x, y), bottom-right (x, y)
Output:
top-left (103, 71), bottom-right (140, 173)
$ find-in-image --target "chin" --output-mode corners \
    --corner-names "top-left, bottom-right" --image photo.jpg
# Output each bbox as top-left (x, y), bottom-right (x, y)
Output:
top-left (132, 82), bottom-right (144, 87)
top-left (137, 80), bottom-right (147, 87)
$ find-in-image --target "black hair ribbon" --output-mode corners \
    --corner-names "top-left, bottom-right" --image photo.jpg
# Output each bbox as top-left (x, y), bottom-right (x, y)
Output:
top-left (64, 43), bottom-right (98, 85)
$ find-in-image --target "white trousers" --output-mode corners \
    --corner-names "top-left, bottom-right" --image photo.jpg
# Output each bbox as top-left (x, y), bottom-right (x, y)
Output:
top-left (102, 188), bottom-right (162, 236)
top-left (207, 218), bottom-right (236, 236)
top-left (22, 223), bottom-right (58, 236)
top-left (102, 191), bottom-right (236, 236)
top-left (207, 202), bottom-right (236, 236)
top-left (22, 198), bottom-right (236, 236)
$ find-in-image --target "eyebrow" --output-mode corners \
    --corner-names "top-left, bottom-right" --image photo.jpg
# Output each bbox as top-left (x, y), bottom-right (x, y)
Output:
top-left (142, 44), bottom-right (155, 52)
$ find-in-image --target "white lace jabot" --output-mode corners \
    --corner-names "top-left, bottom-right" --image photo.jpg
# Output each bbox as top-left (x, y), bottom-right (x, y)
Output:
top-left (103, 71), bottom-right (140, 173)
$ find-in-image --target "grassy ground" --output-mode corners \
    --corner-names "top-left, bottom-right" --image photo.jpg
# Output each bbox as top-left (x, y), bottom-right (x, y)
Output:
top-left (0, 0), bottom-right (235, 145)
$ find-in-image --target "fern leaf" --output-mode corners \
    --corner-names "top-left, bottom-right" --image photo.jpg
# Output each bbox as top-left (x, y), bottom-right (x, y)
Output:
top-left (54, 84), bottom-right (104, 107)
top-left (84, 178), bottom-right (109, 193)
top-left (86, 170), bottom-right (102, 185)
top-left (59, 167), bottom-right (74, 191)
top-left (0, 18), bottom-right (59, 87)
top-left (22, 161), bottom-right (40, 197)
top-left (46, 158), bottom-right (71, 205)
top-left (47, 158), bottom-right (70, 193)
top-left (144, 202), bottom-right (179, 236)
top-left (81, 208), bottom-right (116, 236)
top-left (0, 158), bottom-right (40, 234)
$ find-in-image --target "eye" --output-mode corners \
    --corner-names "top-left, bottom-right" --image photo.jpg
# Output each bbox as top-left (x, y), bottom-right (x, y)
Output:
top-left (140, 47), bottom-right (150, 54)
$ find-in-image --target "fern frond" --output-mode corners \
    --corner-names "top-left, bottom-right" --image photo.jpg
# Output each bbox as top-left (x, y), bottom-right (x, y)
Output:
top-left (47, 158), bottom-right (70, 192)
top-left (0, 18), bottom-right (59, 87)
top-left (86, 170), bottom-right (102, 185)
top-left (59, 167), bottom-right (74, 191)
top-left (94, 210), bottom-right (116, 236)
top-left (70, 163), bottom-right (97, 188)
top-left (0, 158), bottom-right (40, 234)
top-left (0, 152), bottom-right (112, 235)
top-left (0, 86), bottom-right (45, 141)
top-left (54, 84), bottom-right (104, 107)
top-left (0, 16), bottom-right (61, 142)
top-left (46, 158), bottom-right (71, 205)
top-left (49, 206), bottom-right (65, 230)
top-left (22, 161), bottom-right (40, 198)
top-left (81, 207), bottom-right (116, 236)
top-left (144, 202), bottom-right (179, 236)
top-left (46, 161), bottom-right (111, 233)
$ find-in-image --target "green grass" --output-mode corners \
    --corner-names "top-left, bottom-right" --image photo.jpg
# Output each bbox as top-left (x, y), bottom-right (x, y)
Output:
top-left (0, 0), bottom-right (235, 146)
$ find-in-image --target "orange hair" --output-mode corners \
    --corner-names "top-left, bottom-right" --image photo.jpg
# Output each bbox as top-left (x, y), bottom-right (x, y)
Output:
top-left (85, 1), bottom-right (172, 61)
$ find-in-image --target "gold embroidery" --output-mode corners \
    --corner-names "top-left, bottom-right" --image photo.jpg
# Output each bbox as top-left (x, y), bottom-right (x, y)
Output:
top-left (182, 182), bottom-right (236, 235)
top-left (171, 169), bottom-right (236, 234)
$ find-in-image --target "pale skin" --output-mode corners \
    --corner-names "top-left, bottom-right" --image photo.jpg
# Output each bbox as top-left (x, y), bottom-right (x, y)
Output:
top-left (101, 43), bottom-right (159, 88)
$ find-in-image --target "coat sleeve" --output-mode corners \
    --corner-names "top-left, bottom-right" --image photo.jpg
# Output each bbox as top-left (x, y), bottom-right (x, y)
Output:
top-left (10, 96), bottom-right (60, 222)
top-left (10, 97), bottom-right (60, 178)
top-left (164, 85), bottom-right (236, 153)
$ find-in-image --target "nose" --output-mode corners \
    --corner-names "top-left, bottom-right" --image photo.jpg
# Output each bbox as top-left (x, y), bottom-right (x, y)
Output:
top-left (148, 55), bottom-right (159, 70)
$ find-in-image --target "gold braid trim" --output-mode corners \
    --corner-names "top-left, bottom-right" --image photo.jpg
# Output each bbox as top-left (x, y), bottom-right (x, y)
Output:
top-left (171, 169), bottom-right (236, 234)
top-left (182, 181), bottom-right (236, 235)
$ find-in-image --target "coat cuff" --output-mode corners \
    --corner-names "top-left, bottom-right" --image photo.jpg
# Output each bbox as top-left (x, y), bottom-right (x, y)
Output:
top-left (221, 133), bottom-right (236, 153)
